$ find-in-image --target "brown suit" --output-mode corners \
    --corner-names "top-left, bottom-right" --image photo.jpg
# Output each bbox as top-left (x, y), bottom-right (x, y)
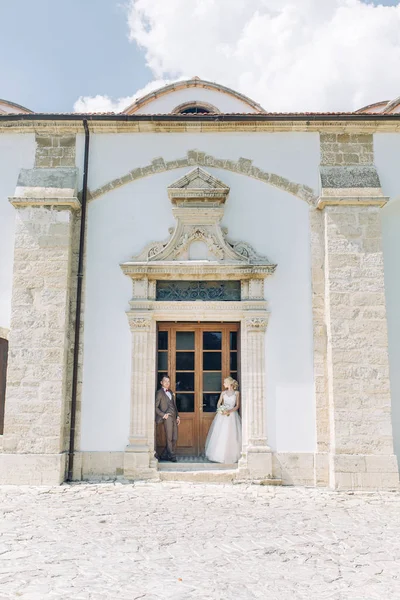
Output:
top-left (155, 388), bottom-right (179, 460)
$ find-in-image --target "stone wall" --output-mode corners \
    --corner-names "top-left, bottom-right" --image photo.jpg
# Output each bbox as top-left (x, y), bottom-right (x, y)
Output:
top-left (315, 131), bottom-right (399, 490)
top-left (1, 207), bottom-right (74, 452)
top-left (0, 161), bottom-right (80, 485)
top-left (35, 134), bottom-right (76, 169)
top-left (320, 134), bottom-right (374, 166)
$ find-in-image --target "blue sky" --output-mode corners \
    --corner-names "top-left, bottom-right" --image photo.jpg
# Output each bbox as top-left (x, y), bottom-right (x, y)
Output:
top-left (1, 0), bottom-right (399, 113)
top-left (0, 0), bottom-right (151, 112)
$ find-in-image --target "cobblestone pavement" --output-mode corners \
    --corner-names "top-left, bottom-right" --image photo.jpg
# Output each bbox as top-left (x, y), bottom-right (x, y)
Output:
top-left (1, 482), bottom-right (400, 600)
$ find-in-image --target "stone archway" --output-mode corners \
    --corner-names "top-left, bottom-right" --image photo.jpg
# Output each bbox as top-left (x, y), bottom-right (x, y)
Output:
top-left (88, 149), bottom-right (318, 206)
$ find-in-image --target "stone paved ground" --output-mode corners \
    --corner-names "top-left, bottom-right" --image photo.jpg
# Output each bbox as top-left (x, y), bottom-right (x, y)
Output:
top-left (1, 483), bottom-right (400, 600)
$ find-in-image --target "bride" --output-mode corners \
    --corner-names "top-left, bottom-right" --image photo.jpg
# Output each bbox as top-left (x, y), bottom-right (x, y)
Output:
top-left (205, 377), bottom-right (242, 464)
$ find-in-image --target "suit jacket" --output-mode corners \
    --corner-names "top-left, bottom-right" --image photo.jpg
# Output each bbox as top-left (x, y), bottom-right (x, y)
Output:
top-left (155, 388), bottom-right (179, 424)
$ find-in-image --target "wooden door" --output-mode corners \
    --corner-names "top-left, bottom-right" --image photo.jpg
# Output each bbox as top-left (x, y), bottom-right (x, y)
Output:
top-left (156, 323), bottom-right (240, 457)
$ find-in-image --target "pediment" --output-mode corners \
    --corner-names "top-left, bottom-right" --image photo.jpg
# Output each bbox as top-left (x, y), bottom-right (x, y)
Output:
top-left (168, 167), bottom-right (230, 201)
top-left (121, 168), bottom-right (277, 279)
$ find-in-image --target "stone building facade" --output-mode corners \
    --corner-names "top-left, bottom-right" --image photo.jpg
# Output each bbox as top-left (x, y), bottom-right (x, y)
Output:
top-left (0, 80), bottom-right (399, 489)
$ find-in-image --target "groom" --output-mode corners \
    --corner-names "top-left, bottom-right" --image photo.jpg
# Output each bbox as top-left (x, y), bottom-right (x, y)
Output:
top-left (155, 376), bottom-right (180, 462)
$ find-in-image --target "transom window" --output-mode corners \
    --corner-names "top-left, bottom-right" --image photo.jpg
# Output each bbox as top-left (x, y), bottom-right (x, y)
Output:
top-left (156, 280), bottom-right (241, 301)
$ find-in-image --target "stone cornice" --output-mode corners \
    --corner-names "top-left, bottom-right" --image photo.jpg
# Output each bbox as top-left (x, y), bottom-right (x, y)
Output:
top-left (121, 262), bottom-right (276, 279)
top-left (128, 300), bottom-right (268, 312)
top-left (2, 118), bottom-right (400, 135)
top-left (9, 196), bottom-right (80, 209)
top-left (317, 196), bottom-right (389, 209)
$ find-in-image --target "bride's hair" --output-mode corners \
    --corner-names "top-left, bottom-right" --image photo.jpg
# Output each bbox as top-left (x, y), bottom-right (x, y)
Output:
top-left (224, 376), bottom-right (239, 391)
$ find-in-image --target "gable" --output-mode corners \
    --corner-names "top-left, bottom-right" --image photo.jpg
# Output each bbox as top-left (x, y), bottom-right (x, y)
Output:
top-left (122, 78), bottom-right (264, 115)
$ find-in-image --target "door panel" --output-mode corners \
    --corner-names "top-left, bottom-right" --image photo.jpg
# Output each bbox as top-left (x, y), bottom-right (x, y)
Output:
top-left (156, 323), bottom-right (240, 457)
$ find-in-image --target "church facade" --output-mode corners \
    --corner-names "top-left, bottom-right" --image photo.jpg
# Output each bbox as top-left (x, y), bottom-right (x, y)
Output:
top-left (0, 79), bottom-right (399, 489)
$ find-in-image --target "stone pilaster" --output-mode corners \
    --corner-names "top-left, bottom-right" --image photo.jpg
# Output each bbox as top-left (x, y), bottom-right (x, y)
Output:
top-left (321, 203), bottom-right (399, 490)
top-left (310, 208), bottom-right (330, 486)
top-left (239, 315), bottom-right (272, 480)
top-left (124, 313), bottom-right (158, 480)
top-left (0, 168), bottom-right (79, 484)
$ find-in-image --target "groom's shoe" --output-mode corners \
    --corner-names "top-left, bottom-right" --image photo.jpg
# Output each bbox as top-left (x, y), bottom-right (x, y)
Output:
top-left (170, 456), bottom-right (177, 462)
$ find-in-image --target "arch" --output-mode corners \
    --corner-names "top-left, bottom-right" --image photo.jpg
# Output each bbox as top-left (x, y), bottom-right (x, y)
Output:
top-left (0, 98), bottom-right (33, 115)
top-left (122, 77), bottom-right (265, 114)
top-left (355, 98), bottom-right (400, 114)
top-left (88, 150), bottom-right (318, 206)
top-left (172, 101), bottom-right (220, 115)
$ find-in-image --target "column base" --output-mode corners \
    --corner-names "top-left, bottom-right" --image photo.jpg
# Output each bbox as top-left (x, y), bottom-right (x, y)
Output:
top-left (238, 446), bottom-right (273, 480)
top-left (0, 453), bottom-right (67, 485)
top-left (123, 446), bottom-right (159, 481)
top-left (329, 454), bottom-right (399, 490)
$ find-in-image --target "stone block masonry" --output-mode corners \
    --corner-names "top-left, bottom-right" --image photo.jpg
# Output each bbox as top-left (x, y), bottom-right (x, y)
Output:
top-left (320, 133), bottom-right (374, 166)
top-left (322, 204), bottom-right (399, 489)
top-left (35, 134), bottom-right (76, 168)
top-left (0, 166), bottom-right (80, 485)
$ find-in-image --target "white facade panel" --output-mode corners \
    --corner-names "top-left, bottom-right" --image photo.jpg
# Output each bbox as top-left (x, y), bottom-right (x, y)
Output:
top-left (0, 134), bottom-right (35, 330)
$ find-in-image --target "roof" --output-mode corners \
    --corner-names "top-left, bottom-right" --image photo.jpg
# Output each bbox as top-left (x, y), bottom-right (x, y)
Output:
top-left (356, 97), bottom-right (400, 114)
top-left (2, 111), bottom-right (400, 121)
top-left (0, 98), bottom-right (33, 115)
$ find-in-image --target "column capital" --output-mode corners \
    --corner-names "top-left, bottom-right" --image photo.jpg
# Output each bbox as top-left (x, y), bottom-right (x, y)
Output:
top-left (126, 313), bottom-right (154, 332)
top-left (9, 167), bottom-right (80, 210)
top-left (317, 165), bottom-right (388, 210)
top-left (244, 316), bottom-right (269, 332)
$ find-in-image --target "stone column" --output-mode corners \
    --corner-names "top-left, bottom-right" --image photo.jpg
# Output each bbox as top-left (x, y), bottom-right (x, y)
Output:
top-left (124, 313), bottom-right (158, 480)
top-left (0, 168), bottom-right (79, 485)
top-left (239, 315), bottom-right (272, 479)
top-left (321, 202), bottom-right (399, 490)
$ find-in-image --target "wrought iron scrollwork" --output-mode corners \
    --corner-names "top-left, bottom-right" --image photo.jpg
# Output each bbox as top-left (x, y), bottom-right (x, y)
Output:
top-left (156, 280), bottom-right (241, 301)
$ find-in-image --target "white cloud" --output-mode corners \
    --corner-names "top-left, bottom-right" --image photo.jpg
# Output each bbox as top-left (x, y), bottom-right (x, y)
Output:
top-left (126, 0), bottom-right (400, 112)
top-left (74, 0), bottom-right (400, 113)
top-left (73, 79), bottom-right (173, 113)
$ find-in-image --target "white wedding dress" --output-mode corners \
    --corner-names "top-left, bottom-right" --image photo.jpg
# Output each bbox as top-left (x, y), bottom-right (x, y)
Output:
top-left (205, 391), bottom-right (242, 464)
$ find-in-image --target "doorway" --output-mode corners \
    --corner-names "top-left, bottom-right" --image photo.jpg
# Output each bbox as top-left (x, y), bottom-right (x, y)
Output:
top-left (156, 322), bottom-right (240, 457)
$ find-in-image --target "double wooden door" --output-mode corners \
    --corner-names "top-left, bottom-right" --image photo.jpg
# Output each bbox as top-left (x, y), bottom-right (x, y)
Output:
top-left (156, 323), bottom-right (240, 456)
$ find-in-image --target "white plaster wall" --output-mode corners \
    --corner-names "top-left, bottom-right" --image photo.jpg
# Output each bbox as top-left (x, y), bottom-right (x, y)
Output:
top-left (0, 134), bottom-right (35, 330)
top-left (374, 133), bottom-right (400, 465)
top-left (131, 87), bottom-right (259, 114)
top-left (80, 154), bottom-right (317, 452)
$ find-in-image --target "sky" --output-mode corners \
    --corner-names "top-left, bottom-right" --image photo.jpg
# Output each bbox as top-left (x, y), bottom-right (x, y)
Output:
top-left (0, 0), bottom-right (400, 113)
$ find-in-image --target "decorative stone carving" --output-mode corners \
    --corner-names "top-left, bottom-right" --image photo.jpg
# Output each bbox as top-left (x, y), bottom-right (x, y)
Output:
top-left (170, 226), bottom-right (225, 260)
top-left (245, 317), bottom-right (269, 332)
top-left (121, 167), bottom-right (276, 483)
top-left (121, 167), bottom-right (276, 279)
top-left (228, 241), bottom-right (270, 265)
top-left (127, 316), bottom-right (152, 331)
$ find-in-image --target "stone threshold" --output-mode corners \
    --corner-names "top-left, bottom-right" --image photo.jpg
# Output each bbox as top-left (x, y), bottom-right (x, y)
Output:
top-left (158, 459), bottom-right (237, 471)
top-left (156, 459), bottom-right (282, 484)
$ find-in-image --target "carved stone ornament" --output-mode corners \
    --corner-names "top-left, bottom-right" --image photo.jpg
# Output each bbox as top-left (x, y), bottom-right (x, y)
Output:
top-left (127, 316), bottom-right (152, 331)
top-left (121, 167), bottom-right (277, 281)
top-left (245, 317), bottom-right (269, 332)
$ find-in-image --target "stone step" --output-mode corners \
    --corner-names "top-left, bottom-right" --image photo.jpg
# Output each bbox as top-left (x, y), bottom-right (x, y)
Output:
top-left (159, 469), bottom-right (238, 483)
top-left (158, 468), bottom-right (283, 485)
top-left (158, 461), bottom-right (236, 471)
